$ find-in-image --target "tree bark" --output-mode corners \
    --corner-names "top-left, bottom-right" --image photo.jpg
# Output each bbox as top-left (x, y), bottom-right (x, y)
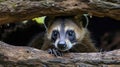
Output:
top-left (0, 0), bottom-right (120, 24)
top-left (0, 41), bottom-right (120, 67)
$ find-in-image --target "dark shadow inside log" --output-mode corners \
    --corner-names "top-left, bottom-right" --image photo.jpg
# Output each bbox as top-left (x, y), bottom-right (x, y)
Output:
top-left (0, 16), bottom-right (120, 66)
top-left (0, 16), bottom-right (120, 51)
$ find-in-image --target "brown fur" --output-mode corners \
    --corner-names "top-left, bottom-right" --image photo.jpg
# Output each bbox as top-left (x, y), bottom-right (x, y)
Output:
top-left (41, 15), bottom-right (98, 52)
top-left (69, 30), bottom-right (98, 52)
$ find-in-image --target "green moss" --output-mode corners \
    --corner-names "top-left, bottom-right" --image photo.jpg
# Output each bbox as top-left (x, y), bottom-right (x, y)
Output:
top-left (32, 16), bottom-right (46, 24)
top-left (0, 0), bottom-right (6, 2)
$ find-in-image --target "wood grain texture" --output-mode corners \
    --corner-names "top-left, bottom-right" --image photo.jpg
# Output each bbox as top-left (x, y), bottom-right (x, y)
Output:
top-left (0, 0), bottom-right (119, 24)
top-left (0, 41), bottom-right (120, 67)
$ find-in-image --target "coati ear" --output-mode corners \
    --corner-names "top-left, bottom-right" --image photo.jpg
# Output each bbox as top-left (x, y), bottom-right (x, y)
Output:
top-left (74, 14), bottom-right (89, 28)
top-left (44, 16), bottom-right (55, 31)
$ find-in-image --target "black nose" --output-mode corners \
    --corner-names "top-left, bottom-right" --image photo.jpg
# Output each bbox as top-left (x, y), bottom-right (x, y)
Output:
top-left (57, 41), bottom-right (67, 50)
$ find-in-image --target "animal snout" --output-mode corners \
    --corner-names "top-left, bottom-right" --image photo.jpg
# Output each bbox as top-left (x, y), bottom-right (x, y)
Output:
top-left (57, 41), bottom-right (67, 50)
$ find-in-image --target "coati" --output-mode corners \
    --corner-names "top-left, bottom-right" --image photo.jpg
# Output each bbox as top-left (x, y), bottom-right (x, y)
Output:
top-left (41, 15), bottom-right (98, 56)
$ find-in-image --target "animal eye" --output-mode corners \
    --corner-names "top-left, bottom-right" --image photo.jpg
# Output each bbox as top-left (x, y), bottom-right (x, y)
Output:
top-left (66, 30), bottom-right (76, 43)
top-left (67, 30), bottom-right (74, 36)
top-left (51, 30), bottom-right (59, 41)
top-left (53, 30), bottom-right (59, 36)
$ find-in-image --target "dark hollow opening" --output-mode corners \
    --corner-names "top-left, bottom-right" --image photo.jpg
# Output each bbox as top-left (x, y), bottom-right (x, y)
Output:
top-left (0, 16), bottom-right (120, 51)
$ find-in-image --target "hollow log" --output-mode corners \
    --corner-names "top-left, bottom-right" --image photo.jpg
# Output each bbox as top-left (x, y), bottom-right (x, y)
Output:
top-left (0, 41), bottom-right (120, 67)
top-left (0, 0), bottom-right (120, 24)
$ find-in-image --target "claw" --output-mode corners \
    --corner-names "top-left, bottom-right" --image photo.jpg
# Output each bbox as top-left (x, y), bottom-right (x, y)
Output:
top-left (48, 49), bottom-right (52, 54)
top-left (48, 49), bottom-right (63, 56)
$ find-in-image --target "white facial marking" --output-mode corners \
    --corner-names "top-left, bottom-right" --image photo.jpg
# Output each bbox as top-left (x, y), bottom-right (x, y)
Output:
top-left (47, 25), bottom-right (60, 39)
top-left (54, 38), bottom-right (59, 48)
top-left (66, 39), bottom-right (73, 50)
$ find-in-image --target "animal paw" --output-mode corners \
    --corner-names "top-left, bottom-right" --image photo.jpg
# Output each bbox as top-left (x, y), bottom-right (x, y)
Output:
top-left (48, 49), bottom-right (63, 56)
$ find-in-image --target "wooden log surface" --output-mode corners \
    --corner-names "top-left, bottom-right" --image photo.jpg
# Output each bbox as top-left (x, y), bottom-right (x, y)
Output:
top-left (0, 0), bottom-right (120, 24)
top-left (0, 41), bottom-right (120, 67)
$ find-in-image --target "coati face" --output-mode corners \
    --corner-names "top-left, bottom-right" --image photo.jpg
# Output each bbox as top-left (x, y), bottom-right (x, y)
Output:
top-left (44, 16), bottom-right (87, 51)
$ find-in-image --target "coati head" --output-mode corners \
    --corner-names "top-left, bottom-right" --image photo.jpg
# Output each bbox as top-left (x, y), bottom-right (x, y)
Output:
top-left (44, 15), bottom-right (89, 51)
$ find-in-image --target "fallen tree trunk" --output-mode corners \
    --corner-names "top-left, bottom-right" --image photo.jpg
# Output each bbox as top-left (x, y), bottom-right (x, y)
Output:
top-left (0, 41), bottom-right (120, 67)
top-left (0, 0), bottom-right (120, 24)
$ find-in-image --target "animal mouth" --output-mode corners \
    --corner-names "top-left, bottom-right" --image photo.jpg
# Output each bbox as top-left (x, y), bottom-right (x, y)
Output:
top-left (58, 47), bottom-right (67, 51)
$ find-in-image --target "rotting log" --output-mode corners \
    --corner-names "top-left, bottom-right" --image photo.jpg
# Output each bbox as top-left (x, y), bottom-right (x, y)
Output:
top-left (0, 0), bottom-right (120, 24)
top-left (0, 41), bottom-right (120, 67)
